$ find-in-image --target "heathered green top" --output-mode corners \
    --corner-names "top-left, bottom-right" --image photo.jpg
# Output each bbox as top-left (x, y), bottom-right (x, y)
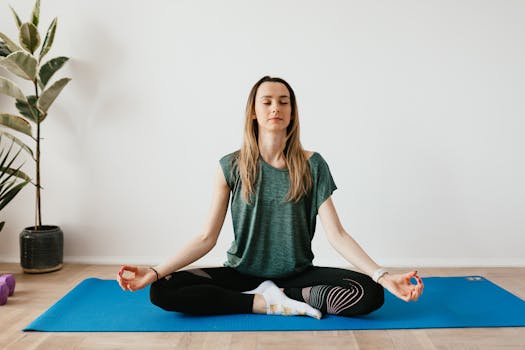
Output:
top-left (219, 150), bottom-right (337, 278)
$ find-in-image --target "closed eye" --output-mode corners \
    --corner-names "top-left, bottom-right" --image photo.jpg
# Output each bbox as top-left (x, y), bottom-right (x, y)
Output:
top-left (261, 101), bottom-right (289, 105)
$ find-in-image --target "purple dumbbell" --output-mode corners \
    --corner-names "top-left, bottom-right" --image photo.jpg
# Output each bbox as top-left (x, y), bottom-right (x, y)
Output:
top-left (0, 282), bottom-right (8, 305)
top-left (0, 274), bottom-right (15, 296)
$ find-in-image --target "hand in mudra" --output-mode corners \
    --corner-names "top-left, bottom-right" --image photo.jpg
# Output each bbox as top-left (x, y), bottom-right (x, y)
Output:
top-left (117, 265), bottom-right (156, 292)
top-left (380, 270), bottom-right (424, 302)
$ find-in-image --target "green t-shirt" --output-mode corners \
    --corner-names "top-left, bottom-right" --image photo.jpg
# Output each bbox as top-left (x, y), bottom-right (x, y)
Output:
top-left (219, 150), bottom-right (337, 278)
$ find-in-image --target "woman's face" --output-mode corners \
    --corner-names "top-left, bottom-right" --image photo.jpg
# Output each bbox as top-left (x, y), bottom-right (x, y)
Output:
top-left (253, 82), bottom-right (292, 133)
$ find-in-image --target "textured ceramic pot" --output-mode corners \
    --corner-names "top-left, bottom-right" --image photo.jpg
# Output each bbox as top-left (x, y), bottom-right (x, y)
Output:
top-left (20, 225), bottom-right (64, 273)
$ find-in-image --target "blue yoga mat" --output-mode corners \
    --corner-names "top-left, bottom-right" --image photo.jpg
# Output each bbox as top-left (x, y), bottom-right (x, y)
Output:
top-left (24, 276), bottom-right (525, 332)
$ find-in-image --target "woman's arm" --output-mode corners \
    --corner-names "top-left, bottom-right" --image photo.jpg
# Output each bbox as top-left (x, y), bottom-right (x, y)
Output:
top-left (318, 196), bottom-right (423, 301)
top-left (118, 164), bottom-right (230, 291)
top-left (152, 164), bottom-right (231, 278)
top-left (318, 197), bottom-right (381, 277)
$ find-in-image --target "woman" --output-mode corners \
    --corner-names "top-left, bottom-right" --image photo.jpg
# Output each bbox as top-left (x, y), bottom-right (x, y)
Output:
top-left (117, 76), bottom-right (424, 319)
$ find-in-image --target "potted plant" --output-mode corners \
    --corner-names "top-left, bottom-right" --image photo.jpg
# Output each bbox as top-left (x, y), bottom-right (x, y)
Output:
top-left (0, 135), bottom-right (31, 232)
top-left (0, 0), bottom-right (71, 273)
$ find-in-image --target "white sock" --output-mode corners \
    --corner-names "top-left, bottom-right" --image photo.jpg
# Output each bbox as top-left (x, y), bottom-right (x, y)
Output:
top-left (243, 280), bottom-right (275, 295)
top-left (244, 280), bottom-right (322, 319)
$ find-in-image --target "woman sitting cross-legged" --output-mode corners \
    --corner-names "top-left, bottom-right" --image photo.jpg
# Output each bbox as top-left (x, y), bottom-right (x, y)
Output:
top-left (117, 75), bottom-right (423, 319)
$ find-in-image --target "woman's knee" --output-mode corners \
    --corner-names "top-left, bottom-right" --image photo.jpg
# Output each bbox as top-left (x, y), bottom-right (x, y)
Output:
top-left (337, 282), bottom-right (384, 317)
top-left (149, 281), bottom-right (166, 309)
top-left (149, 270), bottom-right (201, 311)
top-left (367, 283), bottom-right (385, 313)
top-left (357, 283), bottom-right (385, 315)
top-left (149, 280), bottom-right (183, 311)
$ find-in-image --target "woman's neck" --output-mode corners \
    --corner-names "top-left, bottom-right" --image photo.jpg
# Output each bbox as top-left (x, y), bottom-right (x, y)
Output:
top-left (257, 130), bottom-right (287, 168)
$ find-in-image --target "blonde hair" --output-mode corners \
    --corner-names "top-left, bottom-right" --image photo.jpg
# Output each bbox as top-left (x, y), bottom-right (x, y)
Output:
top-left (231, 76), bottom-right (313, 204)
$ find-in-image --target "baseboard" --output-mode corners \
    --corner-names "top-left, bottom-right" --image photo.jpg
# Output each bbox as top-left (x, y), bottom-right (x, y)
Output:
top-left (1, 255), bottom-right (524, 267)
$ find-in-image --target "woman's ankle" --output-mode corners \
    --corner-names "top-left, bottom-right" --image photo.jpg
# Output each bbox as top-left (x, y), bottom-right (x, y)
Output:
top-left (252, 293), bottom-right (267, 314)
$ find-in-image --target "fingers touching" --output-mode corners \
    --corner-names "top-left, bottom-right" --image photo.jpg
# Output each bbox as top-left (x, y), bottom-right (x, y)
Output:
top-left (399, 271), bottom-right (424, 302)
top-left (117, 265), bottom-right (136, 292)
top-left (408, 273), bottom-right (424, 301)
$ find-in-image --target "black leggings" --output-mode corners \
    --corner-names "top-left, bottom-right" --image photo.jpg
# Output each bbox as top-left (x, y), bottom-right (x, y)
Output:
top-left (150, 266), bottom-right (384, 317)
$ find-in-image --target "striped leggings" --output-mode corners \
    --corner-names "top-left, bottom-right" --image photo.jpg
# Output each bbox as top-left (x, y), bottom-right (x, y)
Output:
top-left (149, 266), bottom-right (384, 317)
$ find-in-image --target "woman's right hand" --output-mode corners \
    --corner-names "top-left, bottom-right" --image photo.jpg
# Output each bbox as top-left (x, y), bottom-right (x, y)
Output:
top-left (117, 265), bottom-right (157, 292)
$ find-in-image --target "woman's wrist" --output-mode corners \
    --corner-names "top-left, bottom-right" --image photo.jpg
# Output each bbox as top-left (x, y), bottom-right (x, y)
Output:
top-left (377, 272), bottom-right (391, 285)
top-left (147, 267), bottom-right (160, 282)
top-left (372, 267), bottom-right (389, 284)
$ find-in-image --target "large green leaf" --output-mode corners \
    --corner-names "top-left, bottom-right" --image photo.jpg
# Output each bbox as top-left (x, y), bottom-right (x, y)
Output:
top-left (9, 5), bottom-right (22, 29)
top-left (0, 32), bottom-right (22, 53)
top-left (19, 23), bottom-right (41, 54)
top-left (15, 96), bottom-right (41, 123)
top-left (37, 77), bottom-right (71, 115)
top-left (0, 77), bottom-right (27, 102)
top-left (0, 51), bottom-right (38, 80)
top-left (31, 0), bottom-right (41, 28)
top-left (39, 56), bottom-right (69, 88)
top-left (0, 42), bottom-right (11, 57)
top-left (0, 131), bottom-right (34, 159)
top-left (0, 114), bottom-right (33, 138)
top-left (39, 18), bottom-right (57, 61)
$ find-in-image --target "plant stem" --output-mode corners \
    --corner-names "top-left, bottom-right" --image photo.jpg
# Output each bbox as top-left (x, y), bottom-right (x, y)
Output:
top-left (34, 79), bottom-right (41, 229)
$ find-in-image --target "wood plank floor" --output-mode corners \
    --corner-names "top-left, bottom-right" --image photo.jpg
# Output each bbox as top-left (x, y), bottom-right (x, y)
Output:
top-left (1, 263), bottom-right (524, 350)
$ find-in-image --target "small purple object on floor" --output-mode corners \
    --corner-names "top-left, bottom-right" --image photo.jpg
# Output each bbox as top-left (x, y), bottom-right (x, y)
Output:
top-left (0, 282), bottom-right (8, 305)
top-left (0, 274), bottom-right (15, 296)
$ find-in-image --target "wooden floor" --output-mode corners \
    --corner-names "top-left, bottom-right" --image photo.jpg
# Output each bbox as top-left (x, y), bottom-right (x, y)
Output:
top-left (0, 264), bottom-right (524, 350)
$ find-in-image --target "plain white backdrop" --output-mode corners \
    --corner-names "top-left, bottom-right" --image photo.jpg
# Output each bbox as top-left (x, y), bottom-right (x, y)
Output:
top-left (0, 0), bottom-right (524, 268)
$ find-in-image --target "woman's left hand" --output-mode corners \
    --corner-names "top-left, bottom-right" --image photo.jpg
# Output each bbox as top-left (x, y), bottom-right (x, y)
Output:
top-left (379, 270), bottom-right (424, 302)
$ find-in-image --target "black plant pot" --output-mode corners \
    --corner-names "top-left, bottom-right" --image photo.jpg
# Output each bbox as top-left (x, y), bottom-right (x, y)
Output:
top-left (20, 225), bottom-right (64, 273)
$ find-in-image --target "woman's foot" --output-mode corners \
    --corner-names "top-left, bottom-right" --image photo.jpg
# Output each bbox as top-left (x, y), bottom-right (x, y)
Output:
top-left (245, 280), bottom-right (322, 319)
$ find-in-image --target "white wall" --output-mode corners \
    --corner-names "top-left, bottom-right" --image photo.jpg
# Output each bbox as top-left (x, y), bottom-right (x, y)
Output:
top-left (0, 0), bottom-right (524, 268)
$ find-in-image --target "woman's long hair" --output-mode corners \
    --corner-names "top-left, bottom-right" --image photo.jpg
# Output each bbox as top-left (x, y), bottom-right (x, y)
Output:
top-left (234, 76), bottom-right (313, 204)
